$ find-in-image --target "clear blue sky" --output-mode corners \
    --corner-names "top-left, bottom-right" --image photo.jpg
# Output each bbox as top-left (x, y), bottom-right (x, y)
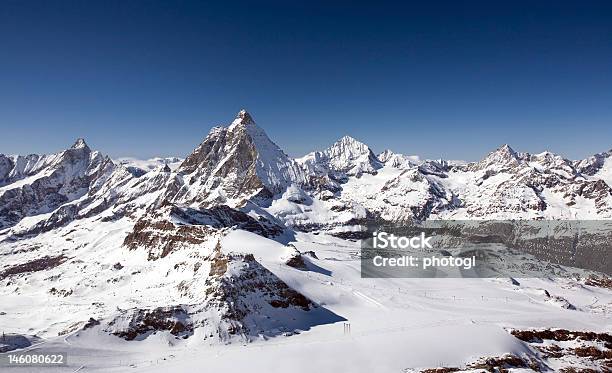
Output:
top-left (1, 1), bottom-right (611, 160)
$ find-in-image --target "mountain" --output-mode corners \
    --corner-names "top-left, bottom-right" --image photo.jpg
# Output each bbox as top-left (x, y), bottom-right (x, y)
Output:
top-left (297, 135), bottom-right (382, 180)
top-left (452, 145), bottom-right (612, 219)
top-left (164, 109), bottom-right (307, 207)
top-left (0, 139), bottom-right (120, 231)
top-left (574, 148), bottom-right (612, 184)
top-left (0, 110), bottom-right (611, 369)
top-left (468, 143), bottom-right (523, 172)
top-left (377, 149), bottom-right (420, 168)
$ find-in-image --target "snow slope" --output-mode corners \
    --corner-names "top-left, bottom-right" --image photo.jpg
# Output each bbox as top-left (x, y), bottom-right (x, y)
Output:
top-left (1, 230), bottom-right (609, 372)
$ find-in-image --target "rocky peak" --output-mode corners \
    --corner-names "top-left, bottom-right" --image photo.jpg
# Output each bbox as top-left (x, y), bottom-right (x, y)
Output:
top-left (226, 109), bottom-right (272, 147)
top-left (528, 151), bottom-right (576, 174)
top-left (326, 135), bottom-right (382, 176)
top-left (297, 135), bottom-right (382, 179)
top-left (470, 144), bottom-right (523, 172)
top-left (0, 158), bottom-right (14, 187)
top-left (491, 144), bottom-right (519, 160)
top-left (51, 138), bottom-right (93, 171)
top-left (575, 149), bottom-right (612, 176)
top-left (328, 135), bottom-right (373, 156)
top-left (227, 110), bottom-right (291, 163)
top-left (71, 138), bottom-right (89, 150)
top-left (378, 149), bottom-right (395, 163)
top-left (228, 109), bottom-right (255, 129)
top-left (378, 149), bottom-right (419, 169)
top-left (170, 110), bottom-right (306, 206)
top-left (0, 139), bottom-right (120, 231)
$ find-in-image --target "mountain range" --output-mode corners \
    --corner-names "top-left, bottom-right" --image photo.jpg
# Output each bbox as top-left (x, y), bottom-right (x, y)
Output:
top-left (3, 109), bottom-right (610, 238)
top-left (0, 110), bottom-right (611, 371)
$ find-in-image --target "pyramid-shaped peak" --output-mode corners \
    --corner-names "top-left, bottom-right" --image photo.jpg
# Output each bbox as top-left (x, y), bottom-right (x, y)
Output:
top-left (229, 109), bottom-right (256, 129)
top-left (483, 144), bottom-right (519, 160)
top-left (176, 109), bottom-right (307, 198)
top-left (487, 144), bottom-right (520, 159)
top-left (71, 138), bottom-right (90, 150)
top-left (473, 143), bottom-right (523, 171)
top-left (226, 109), bottom-right (275, 146)
top-left (496, 144), bottom-right (516, 154)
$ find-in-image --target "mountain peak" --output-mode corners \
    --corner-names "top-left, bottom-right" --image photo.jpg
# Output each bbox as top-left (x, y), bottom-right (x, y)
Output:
top-left (330, 135), bottom-right (373, 153)
top-left (229, 109), bottom-right (255, 130)
top-left (378, 149), bottom-right (396, 163)
top-left (470, 143), bottom-right (522, 171)
top-left (175, 110), bottom-right (307, 202)
top-left (302, 135), bottom-right (381, 177)
top-left (238, 108), bottom-right (251, 118)
top-left (377, 149), bottom-right (420, 168)
top-left (496, 144), bottom-right (516, 155)
top-left (484, 144), bottom-right (519, 161)
top-left (71, 138), bottom-right (89, 150)
top-left (336, 135), bottom-right (363, 145)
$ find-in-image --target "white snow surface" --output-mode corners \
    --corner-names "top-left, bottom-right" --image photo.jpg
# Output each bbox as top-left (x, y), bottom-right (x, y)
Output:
top-left (1, 226), bottom-right (610, 372)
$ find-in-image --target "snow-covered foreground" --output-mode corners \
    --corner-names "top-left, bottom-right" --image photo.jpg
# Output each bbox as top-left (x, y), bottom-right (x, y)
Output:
top-left (3, 231), bottom-right (610, 373)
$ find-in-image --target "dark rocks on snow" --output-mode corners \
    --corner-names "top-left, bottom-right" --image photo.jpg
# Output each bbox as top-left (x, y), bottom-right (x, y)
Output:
top-left (285, 252), bottom-right (307, 270)
top-left (110, 306), bottom-right (193, 341)
top-left (302, 250), bottom-right (318, 259)
top-left (83, 317), bottom-right (100, 330)
top-left (0, 255), bottom-right (67, 280)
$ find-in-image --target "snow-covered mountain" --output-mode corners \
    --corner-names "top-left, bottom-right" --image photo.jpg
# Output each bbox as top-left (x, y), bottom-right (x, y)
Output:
top-left (378, 149), bottom-right (420, 168)
top-left (297, 135), bottom-right (382, 180)
top-left (164, 109), bottom-right (307, 207)
top-left (1, 110), bottom-right (611, 372)
top-left (0, 138), bottom-right (121, 231)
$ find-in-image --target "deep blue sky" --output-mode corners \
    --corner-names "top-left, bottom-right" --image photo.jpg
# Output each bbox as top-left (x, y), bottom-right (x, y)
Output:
top-left (1, 1), bottom-right (611, 160)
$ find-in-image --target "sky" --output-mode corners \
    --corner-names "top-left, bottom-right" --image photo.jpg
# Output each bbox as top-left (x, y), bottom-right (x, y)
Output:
top-left (1, 1), bottom-right (611, 161)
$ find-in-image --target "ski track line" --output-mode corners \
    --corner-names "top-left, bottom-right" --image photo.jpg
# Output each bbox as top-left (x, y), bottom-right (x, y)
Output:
top-left (351, 290), bottom-right (386, 308)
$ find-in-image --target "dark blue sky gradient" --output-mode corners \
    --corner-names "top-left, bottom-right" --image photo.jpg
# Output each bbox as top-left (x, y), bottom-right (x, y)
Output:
top-left (1, 1), bottom-right (611, 160)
